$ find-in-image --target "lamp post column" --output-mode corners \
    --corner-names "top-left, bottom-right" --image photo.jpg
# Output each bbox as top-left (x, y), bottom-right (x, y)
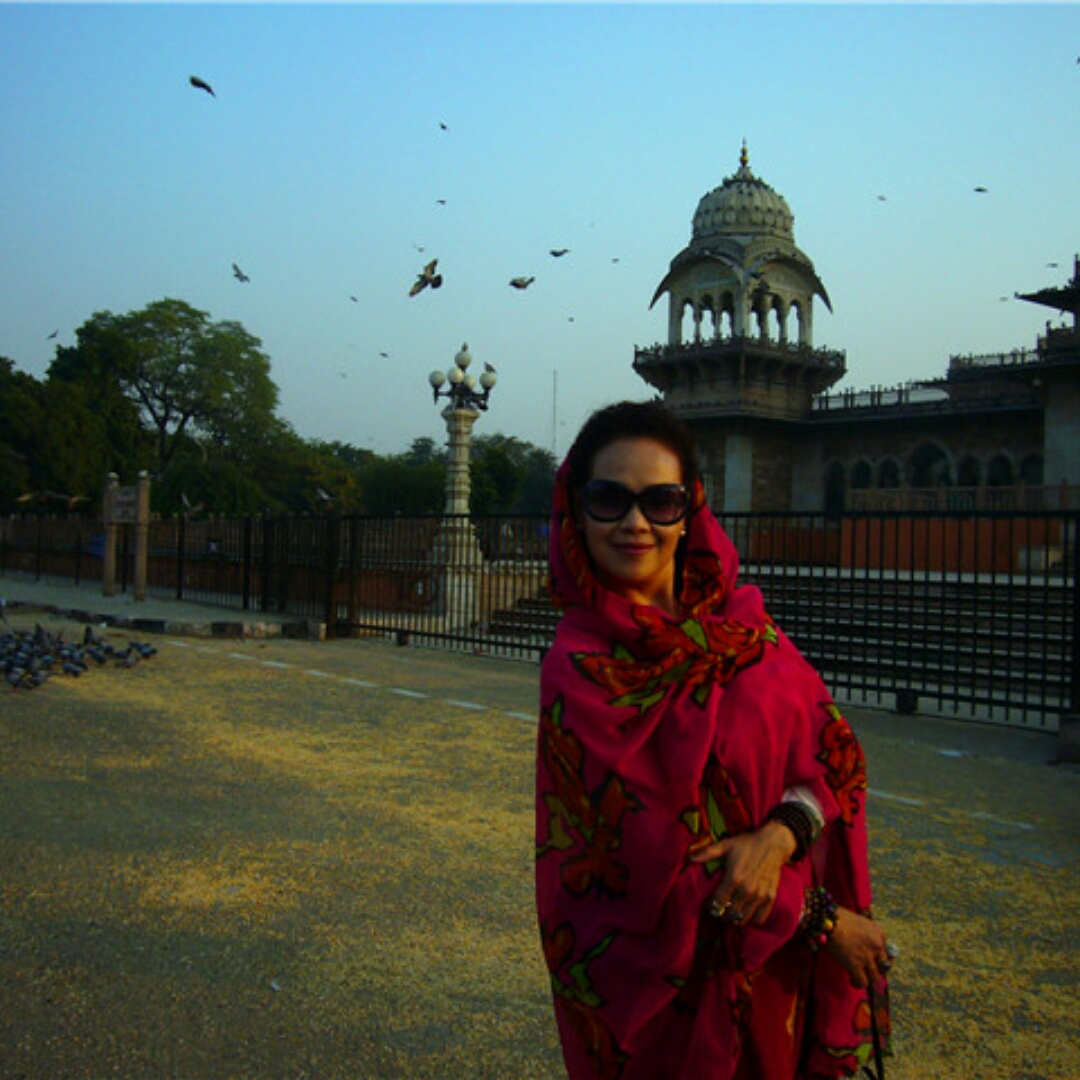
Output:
top-left (427, 343), bottom-right (497, 627)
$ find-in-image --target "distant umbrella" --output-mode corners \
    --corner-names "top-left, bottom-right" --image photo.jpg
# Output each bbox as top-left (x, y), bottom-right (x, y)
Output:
top-left (409, 258), bottom-right (443, 297)
top-left (189, 75), bottom-right (216, 98)
top-left (232, 262), bottom-right (250, 283)
top-left (509, 276), bottom-right (535, 290)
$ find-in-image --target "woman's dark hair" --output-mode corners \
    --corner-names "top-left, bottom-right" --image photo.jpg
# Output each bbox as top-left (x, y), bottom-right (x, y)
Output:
top-left (566, 400), bottom-right (700, 491)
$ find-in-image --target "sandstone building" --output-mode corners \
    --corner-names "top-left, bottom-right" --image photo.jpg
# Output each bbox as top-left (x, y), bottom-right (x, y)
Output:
top-left (633, 146), bottom-right (1080, 513)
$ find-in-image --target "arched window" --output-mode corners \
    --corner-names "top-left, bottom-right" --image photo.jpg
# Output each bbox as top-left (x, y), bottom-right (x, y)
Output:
top-left (957, 456), bottom-right (981, 488)
top-left (824, 462), bottom-right (846, 515)
top-left (987, 454), bottom-right (1014, 487)
top-left (909, 443), bottom-right (953, 488)
top-left (851, 460), bottom-right (873, 489)
top-left (878, 459), bottom-right (901, 489)
top-left (678, 298), bottom-right (695, 345)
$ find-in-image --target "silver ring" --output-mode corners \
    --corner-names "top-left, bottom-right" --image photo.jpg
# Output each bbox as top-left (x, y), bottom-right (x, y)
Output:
top-left (709, 899), bottom-right (743, 924)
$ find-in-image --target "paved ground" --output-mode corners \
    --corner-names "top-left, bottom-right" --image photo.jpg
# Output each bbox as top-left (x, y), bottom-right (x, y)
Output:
top-left (2, 576), bottom-right (1078, 1079)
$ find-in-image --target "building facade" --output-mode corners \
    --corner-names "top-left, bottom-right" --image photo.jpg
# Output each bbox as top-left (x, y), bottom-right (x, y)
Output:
top-left (634, 147), bottom-right (1080, 513)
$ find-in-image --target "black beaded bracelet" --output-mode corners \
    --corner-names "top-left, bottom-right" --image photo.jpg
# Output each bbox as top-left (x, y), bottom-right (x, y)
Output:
top-left (801, 886), bottom-right (839, 951)
top-left (765, 801), bottom-right (816, 863)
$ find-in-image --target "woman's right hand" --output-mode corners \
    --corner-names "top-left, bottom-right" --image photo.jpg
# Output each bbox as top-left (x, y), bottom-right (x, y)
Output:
top-left (823, 908), bottom-right (891, 988)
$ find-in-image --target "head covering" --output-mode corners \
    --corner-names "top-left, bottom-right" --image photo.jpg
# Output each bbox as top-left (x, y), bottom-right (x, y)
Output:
top-left (536, 458), bottom-right (886, 1080)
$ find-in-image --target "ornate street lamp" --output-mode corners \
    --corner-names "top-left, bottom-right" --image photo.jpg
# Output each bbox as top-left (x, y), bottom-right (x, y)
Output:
top-left (428, 342), bottom-right (497, 411)
top-left (427, 343), bottom-right (497, 519)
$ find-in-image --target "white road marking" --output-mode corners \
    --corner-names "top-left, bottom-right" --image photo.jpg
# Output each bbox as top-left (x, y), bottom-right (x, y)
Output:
top-left (445, 699), bottom-right (487, 711)
top-left (261, 661), bottom-right (293, 670)
top-left (971, 811), bottom-right (1035, 831)
top-left (304, 670), bottom-right (332, 679)
top-left (390, 688), bottom-right (429, 699)
top-left (869, 789), bottom-right (925, 807)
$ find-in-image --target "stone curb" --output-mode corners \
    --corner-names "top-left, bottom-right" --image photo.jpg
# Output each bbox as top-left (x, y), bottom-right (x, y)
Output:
top-left (4, 600), bottom-right (319, 641)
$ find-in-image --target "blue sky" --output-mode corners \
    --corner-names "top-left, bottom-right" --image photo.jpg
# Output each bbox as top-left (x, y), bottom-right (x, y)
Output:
top-left (2, 3), bottom-right (1078, 460)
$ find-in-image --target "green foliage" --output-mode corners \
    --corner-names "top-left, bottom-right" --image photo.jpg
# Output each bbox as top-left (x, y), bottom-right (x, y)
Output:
top-left (1, 300), bottom-right (558, 519)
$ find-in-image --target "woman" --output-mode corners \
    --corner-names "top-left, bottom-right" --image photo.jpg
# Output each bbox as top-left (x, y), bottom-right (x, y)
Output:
top-left (535, 401), bottom-right (891, 1079)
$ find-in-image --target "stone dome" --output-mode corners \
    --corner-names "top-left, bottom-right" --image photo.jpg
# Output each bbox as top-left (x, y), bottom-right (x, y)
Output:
top-left (690, 145), bottom-right (794, 248)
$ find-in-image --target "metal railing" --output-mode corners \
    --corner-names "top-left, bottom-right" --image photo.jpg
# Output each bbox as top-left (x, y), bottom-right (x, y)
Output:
top-left (2, 509), bottom-right (1076, 730)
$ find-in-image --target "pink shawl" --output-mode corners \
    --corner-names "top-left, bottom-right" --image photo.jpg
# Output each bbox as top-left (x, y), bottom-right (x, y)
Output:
top-left (536, 461), bottom-right (887, 1079)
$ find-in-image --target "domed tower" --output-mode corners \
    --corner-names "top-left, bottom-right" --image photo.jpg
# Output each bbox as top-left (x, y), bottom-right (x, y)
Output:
top-left (634, 146), bottom-right (846, 511)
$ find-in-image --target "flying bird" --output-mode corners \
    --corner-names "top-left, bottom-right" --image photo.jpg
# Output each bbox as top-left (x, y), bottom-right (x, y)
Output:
top-left (974, 186), bottom-right (988, 193)
top-left (439, 121), bottom-right (448, 131)
top-left (46, 329), bottom-right (59, 339)
top-left (509, 276), bottom-right (535, 290)
top-left (409, 258), bottom-right (443, 296)
top-left (436, 199), bottom-right (447, 206)
top-left (350, 295), bottom-right (359, 302)
top-left (189, 75), bottom-right (215, 97)
top-left (232, 262), bottom-right (250, 283)
top-left (876, 195), bottom-right (888, 202)
top-left (550, 248), bottom-right (570, 257)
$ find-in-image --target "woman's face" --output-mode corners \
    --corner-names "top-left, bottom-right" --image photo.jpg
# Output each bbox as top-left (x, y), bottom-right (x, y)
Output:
top-left (579, 437), bottom-right (686, 612)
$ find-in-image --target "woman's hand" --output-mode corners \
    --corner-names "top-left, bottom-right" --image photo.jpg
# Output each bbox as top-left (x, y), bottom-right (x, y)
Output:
top-left (823, 908), bottom-right (891, 988)
top-left (690, 821), bottom-right (796, 926)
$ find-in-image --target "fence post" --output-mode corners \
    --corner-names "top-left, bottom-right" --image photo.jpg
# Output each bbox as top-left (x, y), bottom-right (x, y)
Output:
top-left (1059, 513), bottom-right (1080, 762)
top-left (102, 473), bottom-right (119, 597)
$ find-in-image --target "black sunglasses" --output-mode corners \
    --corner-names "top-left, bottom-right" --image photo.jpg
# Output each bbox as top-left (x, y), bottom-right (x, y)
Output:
top-left (580, 480), bottom-right (690, 526)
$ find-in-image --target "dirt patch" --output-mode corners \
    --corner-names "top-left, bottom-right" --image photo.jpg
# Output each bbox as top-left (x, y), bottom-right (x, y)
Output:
top-left (2, 614), bottom-right (1078, 1079)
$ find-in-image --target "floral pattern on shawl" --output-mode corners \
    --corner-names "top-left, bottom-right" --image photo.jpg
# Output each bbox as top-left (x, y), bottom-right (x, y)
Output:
top-left (537, 696), bottom-right (642, 899)
top-left (573, 607), bottom-right (778, 713)
top-left (542, 921), bottom-right (628, 1080)
top-left (818, 704), bottom-right (868, 827)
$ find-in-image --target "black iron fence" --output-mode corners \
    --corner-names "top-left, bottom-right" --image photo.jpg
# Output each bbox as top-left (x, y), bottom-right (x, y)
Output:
top-left (2, 509), bottom-right (1076, 732)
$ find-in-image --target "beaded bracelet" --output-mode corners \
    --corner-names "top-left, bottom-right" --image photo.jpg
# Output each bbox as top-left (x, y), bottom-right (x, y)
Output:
top-left (765, 801), bottom-right (817, 863)
top-left (801, 886), bottom-right (839, 952)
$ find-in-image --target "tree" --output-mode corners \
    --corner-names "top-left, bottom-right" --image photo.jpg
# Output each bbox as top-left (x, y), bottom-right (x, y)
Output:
top-left (53, 299), bottom-right (279, 476)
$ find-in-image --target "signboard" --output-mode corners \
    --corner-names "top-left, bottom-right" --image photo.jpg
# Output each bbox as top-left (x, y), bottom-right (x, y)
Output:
top-left (112, 485), bottom-right (139, 524)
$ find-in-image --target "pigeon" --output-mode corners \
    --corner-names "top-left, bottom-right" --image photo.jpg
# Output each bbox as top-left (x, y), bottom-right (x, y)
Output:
top-left (436, 199), bottom-right (447, 206)
top-left (189, 75), bottom-right (216, 98)
top-left (484, 362), bottom-right (497, 374)
top-left (974, 186), bottom-right (988, 193)
top-left (550, 248), bottom-right (570, 257)
top-left (232, 262), bottom-right (250, 283)
top-left (509, 276), bottom-right (535, 290)
top-left (409, 259), bottom-right (443, 297)
top-left (350, 295), bottom-right (359, 302)
top-left (46, 329), bottom-right (59, 339)
top-left (439, 121), bottom-right (448, 131)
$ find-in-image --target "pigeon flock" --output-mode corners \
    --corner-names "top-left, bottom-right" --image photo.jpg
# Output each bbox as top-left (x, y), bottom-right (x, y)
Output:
top-left (2, 619), bottom-right (158, 692)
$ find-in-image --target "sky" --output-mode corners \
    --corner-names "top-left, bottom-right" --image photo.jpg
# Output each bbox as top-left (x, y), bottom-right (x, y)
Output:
top-left (2, 3), bottom-right (1078, 461)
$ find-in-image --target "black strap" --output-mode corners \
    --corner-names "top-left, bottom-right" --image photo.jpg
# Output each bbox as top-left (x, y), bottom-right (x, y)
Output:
top-left (860, 984), bottom-right (886, 1080)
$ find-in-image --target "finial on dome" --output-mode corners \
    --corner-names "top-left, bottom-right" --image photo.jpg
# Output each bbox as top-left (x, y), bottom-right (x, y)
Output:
top-left (740, 140), bottom-right (749, 168)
